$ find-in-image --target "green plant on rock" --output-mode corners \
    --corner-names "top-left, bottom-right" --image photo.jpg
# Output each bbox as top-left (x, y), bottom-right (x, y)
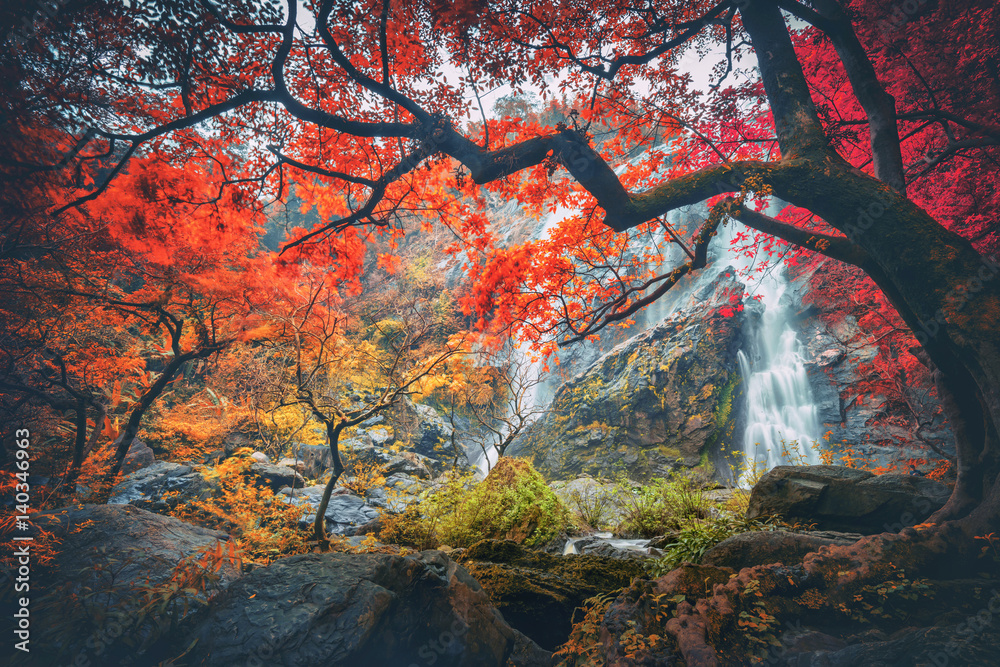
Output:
top-left (427, 458), bottom-right (571, 548)
top-left (613, 470), bottom-right (709, 538)
top-left (566, 483), bottom-right (615, 530)
top-left (647, 514), bottom-right (787, 577)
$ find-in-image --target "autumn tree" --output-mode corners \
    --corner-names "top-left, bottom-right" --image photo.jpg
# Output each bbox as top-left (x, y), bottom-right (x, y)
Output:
top-left (438, 341), bottom-right (550, 474)
top-left (4, 0), bottom-right (1000, 660)
top-left (257, 273), bottom-right (466, 543)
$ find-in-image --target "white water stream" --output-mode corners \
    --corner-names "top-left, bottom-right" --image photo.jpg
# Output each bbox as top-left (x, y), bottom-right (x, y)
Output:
top-left (469, 174), bottom-right (822, 483)
top-left (735, 273), bottom-right (822, 486)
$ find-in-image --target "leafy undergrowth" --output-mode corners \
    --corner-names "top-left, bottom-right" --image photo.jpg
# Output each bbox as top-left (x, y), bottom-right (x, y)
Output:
top-left (612, 470), bottom-right (710, 538)
top-left (165, 450), bottom-right (312, 565)
top-left (380, 457), bottom-right (571, 549)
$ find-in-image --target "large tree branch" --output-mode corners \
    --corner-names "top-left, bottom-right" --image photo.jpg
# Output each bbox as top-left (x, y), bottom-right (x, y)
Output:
top-left (316, 0), bottom-right (429, 123)
top-left (562, 206), bottom-right (728, 344)
top-left (786, 0), bottom-right (906, 193)
top-left (732, 204), bottom-right (872, 268)
top-left (739, 0), bottom-right (829, 157)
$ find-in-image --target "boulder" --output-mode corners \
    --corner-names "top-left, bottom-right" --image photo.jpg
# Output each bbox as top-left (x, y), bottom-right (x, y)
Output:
top-left (456, 539), bottom-right (644, 651)
top-left (786, 624), bottom-right (1000, 666)
top-left (292, 488), bottom-right (381, 535)
top-left (746, 465), bottom-right (950, 534)
top-left (222, 432), bottom-right (250, 456)
top-left (348, 442), bottom-right (435, 480)
top-left (30, 503), bottom-right (240, 590)
top-left (121, 437), bottom-right (156, 474)
top-left (21, 505), bottom-right (240, 665)
top-left (107, 460), bottom-right (215, 508)
top-left (578, 540), bottom-right (656, 560)
top-left (249, 451), bottom-right (269, 464)
top-left (295, 443), bottom-right (333, 478)
top-left (277, 457), bottom-right (306, 473)
top-left (700, 529), bottom-right (862, 570)
top-left (507, 270), bottom-right (748, 481)
top-left (178, 550), bottom-right (550, 667)
top-left (247, 462), bottom-right (305, 493)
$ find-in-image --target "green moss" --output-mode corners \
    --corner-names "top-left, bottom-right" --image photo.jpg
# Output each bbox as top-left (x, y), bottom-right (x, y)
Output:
top-left (430, 458), bottom-right (571, 548)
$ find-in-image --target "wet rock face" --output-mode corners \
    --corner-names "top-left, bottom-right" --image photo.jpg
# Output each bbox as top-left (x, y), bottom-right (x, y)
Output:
top-left (747, 465), bottom-right (950, 534)
top-left (700, 529), bottom-right (863, 570)
top-left (507, 271), bottom-right (748, 481)
top-left (179, 549), bottom-right (549, 667)
top-left (32, 504), bottom-right (240, 590)
top-left (23, 504), bottom-right (240, 663)
top-left (787, 263), bottom-right (955, 467)
top-left (456, 540), bottom-right (644, 651)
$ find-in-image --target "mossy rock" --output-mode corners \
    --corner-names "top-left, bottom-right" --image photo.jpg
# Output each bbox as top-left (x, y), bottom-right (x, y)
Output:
top-left (458, 539), bottom-right (643, 651)
top-left (434, 458), bottom-right (571, 548)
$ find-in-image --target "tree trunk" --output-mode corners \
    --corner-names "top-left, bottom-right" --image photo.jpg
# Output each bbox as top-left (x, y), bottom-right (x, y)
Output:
top-left (312, 420), bottom-right (346, 544)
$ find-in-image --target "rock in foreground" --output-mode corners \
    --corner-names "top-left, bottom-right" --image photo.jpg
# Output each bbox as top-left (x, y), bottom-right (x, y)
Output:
top-left (180, 549), bottom-right (550, 667)
top-left (700, 529), bottom-right (862, 570)
top-left (747, 465), bottom-right (950, 534)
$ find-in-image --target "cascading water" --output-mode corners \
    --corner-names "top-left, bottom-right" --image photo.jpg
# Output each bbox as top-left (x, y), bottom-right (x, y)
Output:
top-left (734, 258), bottom-right (822, 486)
top-left (464, 205), bottom-right (568, 477)
top-left (472, 153), bottom-right (823, 483)
top-left (644, 200), bottom-right (823, 484)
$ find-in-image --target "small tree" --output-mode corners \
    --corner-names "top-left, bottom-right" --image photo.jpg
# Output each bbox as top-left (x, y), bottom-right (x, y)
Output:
top-left (442, 342), bottom-right (550, 475)
top-left (262, 276), bottom-right (466, 544)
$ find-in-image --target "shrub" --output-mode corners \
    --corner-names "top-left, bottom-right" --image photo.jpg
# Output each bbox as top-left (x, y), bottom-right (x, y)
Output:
top-left (413, 458), bottom-right (571, 548)
top-left (167, 451), bottom-right (311, 564)
top-left (613, 471), bottom-right (709, 538)
top-left (565, 482), bottom-right (615, 530)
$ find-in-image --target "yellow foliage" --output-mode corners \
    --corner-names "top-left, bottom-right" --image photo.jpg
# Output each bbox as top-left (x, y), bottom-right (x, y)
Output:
top-left (168, 453), bottom-right (311, 565)
top-left (339, 450), bottom-right (387, 496)
top-left (143, 388), bottom-right (253, 461)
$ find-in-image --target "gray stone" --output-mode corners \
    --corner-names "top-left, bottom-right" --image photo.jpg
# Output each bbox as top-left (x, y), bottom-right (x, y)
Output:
top-left (179, 550), bottom-right (549, 666)
top-left (108, 461), bottom-right (214, 507)
top-left (785, 624), bottom-right (1000, 666)
top-left (277, 457), bottom-right (306, 473)
top-left (25, 505), bottom-right (240, 662)
top-left (121, 438), bottom-right (156, 474)
top-left (292, 489), bottom-right (380, 535)
top-left (249, 451), bottom-right (269, 464)
top-left (701, 529), bottom-right (862, 570)
top-left (747, 465), bottom-right (950, 534)
top-left (294, 443), bottom-right (333, 478)
top-left (248, 462), bottom-right (305, 493)
top-left (788, 264), bottom-right (955, 469)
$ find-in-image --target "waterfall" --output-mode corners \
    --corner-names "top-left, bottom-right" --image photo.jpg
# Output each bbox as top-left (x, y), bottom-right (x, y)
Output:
top-left (736, 270), bottom-right (822, 486)
top-left (475, 159), bottom-right (823, 483)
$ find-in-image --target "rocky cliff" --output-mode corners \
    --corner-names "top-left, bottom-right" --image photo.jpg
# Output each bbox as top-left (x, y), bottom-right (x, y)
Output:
top-left (507, 269), bottom-right (748, 481)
